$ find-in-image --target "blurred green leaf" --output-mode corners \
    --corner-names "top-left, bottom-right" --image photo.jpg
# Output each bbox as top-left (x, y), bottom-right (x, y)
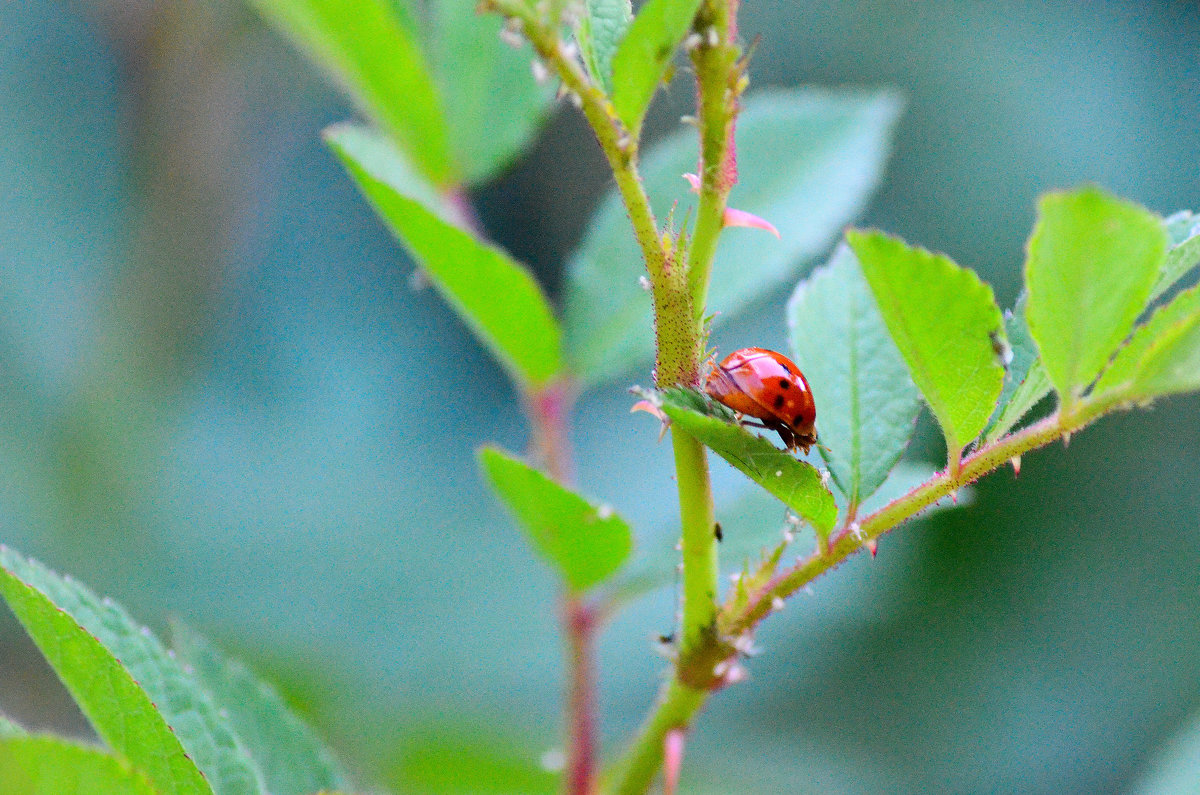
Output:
top-left (0, 545), bottom-right (226, 795)
top-left (985, 293), bottom-right (1052, 442)
top-left (847, 230), bottom-right (1005, 461)
top-left (0, 736), bottom-right (158, 795)
top-left (657, 389), bottom-right (838, 541)
top-left (479, 448), bottom-right (632, 592)
top-left (1150, 211), bottom-right (1200, 302)
top-left (391, 723), bottom-right (557, 795)
top-left (1091, 283), bottom-right (1200, 403)
top-left (577, 0), bottom-right (632, 95)
top-left (329, 128), bottom-right (563, 390)
top-left (565, 89), bottom-right (901, 385)
top-left (323, 123), bottom-right (449, 220)
top-left (170, 622), bottom-right (352, 795)
top-left (610, 0), bottom-right (702, 133)
top-left (250, 0), bottom-right (455, 185)
top-left (427, 0), bottom-right (553, 184)
top-left (787, 243), bottom-right (920, 508)
top-left (1024, 186), bottom-right (1166, 408)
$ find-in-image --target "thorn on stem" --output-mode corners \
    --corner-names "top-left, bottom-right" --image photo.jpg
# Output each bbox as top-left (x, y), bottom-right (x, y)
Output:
top-left (1010, 455), bottom-right (1021, 476)
top-left (663, 729), bottom-right (686, 795)
top-left (867, 539), bottom-right (879, 557)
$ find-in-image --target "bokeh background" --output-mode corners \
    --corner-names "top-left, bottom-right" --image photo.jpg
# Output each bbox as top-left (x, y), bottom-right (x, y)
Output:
top-left (2, 1), bottom-right (1199, 792)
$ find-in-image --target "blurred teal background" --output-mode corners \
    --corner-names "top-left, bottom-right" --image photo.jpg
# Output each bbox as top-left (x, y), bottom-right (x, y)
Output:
top-left (1, 1), bottom-right (1199, 792)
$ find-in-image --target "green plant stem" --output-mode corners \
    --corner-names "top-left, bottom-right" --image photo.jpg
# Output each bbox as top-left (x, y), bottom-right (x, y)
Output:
top-left (609, 397), bottom-right (1122, 792)
top-left (722, 409), bottom-right (1088, 633)
top-left (606, 680), bottom-right (706, 795)
top-left (686, 0), bottom-right (741, 314)
top-left (484, 1), bottom-right (666, 287)
top-left (672, 431), bottom-right (719, 650)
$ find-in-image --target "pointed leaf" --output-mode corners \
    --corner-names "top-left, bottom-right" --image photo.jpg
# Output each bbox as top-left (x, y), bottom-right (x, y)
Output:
top-left (847, 230), bottom-right (1005, 460)
top-left (577, 0), bottom-right (632, 95)
top-left (250, 0), bottom-right (455, 185)
top-left (657, 389), bottom-right (838, 541)
top-left (985, 293), bottom-right (1052, 442)
top-left (565, 89), bottom-right (901, 385)
top-left (1150, 211), bottom-right (1200, 303)
top-left (610, 0), bottom-right (703, 133)
top-left (428, 0), bottom-right (554, 183)
top-left (1024, 186), bottom-right (1167, 407)
top-left (479, 448), bottom-right (632, 592)
top-left (170, 623), bottom-right (352, 795)
top-left (1092, 282), bottom-right (1200, 403)
top-left (329, 127), bottom-right (563, 390)
top-left (0, 736), bottom-right (158, 795)
top-left (787, 243), bottom-right (920, 508)
top-left (0, 545), bottom-right (262, 795)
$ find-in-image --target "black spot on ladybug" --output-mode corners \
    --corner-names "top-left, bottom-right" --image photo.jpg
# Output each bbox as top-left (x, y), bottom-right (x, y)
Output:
top-left (778, 379), bottom-right (791, 389)
top-left (773, 394), bottom-right (785, 409)
top-left (714, 522), bottom-right (723, 542)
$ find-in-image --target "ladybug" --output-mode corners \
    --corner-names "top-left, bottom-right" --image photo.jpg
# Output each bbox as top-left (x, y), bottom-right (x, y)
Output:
top-left (704, 347), bottom-right (817, 453)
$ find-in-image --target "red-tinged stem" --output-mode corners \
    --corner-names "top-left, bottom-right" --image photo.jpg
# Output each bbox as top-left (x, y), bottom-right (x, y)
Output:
top-left (527, 379), bottom-right (577, 484)
top-left (565, 597), bottom-right (599, 795)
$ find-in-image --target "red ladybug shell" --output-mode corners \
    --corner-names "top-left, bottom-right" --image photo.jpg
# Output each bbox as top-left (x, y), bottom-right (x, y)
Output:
top-left (704, 347), bottom-right (817, 453)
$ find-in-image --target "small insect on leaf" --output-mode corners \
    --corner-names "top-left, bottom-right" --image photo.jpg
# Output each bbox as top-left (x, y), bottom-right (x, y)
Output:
top-left (704, 348), bottom-right (818, 454)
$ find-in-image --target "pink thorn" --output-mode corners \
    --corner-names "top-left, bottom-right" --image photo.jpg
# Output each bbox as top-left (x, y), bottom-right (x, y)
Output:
top-left (723, 207), bottom-right (780, 238)
top-left (630, 400), bottom-right (666, 422)
top-left (867, 539), bottom-right (878, 557)
top-left (630, 400), bottom-right (670, 442)
top-left (664, 728), bottom-right (686, 795)
top-left (682, 173), bottom-right (701, 193)
top-left (1010, 455), bottom-right (1021, 477)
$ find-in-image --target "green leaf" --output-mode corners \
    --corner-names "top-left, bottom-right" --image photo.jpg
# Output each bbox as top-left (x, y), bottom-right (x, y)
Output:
top-left (390, 723), bottom-right (558, 795)
top-left (847, 230), bottom-right (1005, 462)
top-left (984, 293), bottom-right (1052, 442)
top-left (787, 243), bottom-right (920, 508)
top-left (1150, 211), bottom-right (1200, 303)
top-left (657, 389), bottom-right (838, 541)
top-left (1024, 186), bottom-right (1167, 408)
top-left (610, 0), bottom-right (703, 133)
top-left (427, 0), bottom-right (553, 184)
top-left (479, 448), bottom-right (633, 592)
top-left (0, 736), bottom-right (158, 795)
top-left (1091, 282), bottom-right (1200, 403)
top-left (0, 545), bottom-right (261, 795)
top-left (328, 127), bottom-right (563, 390)
top-left (250, 0), bottom-right (455, 186)
top-left (324, 123), bottom-right (448, 221)
top-left (564, 89), bottom-right (902, 385)
top-left (170, 623), bottom-right (352, 795)
top-left (577, 0), bottom-right (632, 95)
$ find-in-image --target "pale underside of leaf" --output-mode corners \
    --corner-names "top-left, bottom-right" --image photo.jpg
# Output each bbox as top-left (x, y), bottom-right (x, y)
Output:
top-left (788, 243), bottom-right (920, 508)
